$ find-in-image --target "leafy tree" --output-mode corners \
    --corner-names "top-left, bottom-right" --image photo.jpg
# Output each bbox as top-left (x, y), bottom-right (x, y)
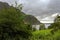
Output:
top-left (0, 4), bottom-right (32, 40)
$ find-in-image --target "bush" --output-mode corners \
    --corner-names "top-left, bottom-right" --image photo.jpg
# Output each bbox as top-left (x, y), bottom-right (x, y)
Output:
top-left (0, 7), bottom-right (32, 40)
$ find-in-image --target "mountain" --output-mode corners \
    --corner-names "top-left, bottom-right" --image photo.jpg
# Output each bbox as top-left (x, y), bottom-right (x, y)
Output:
top-left (0, 2), bottom-right (10, 9)
top-left (24, 15), bottom-right (40, 25)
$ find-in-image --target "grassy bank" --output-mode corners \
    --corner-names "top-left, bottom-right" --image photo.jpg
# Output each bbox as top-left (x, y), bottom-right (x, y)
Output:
top-left (31, 29), bottom-right (60, 40)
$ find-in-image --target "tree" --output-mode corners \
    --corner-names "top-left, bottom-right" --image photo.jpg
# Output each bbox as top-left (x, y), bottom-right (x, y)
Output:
top-left (0, 4), bottom-right (32, 40)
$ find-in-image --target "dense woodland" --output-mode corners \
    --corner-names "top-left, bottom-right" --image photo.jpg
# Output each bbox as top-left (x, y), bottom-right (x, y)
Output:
top-left (0, 2), bottom-right (60, 40)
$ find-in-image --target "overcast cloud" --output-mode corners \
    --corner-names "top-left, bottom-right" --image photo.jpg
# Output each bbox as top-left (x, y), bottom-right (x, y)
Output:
top-left (21, 0), bottom-right (60, 16)
top-left (0, 0), bottom-right (60, 16)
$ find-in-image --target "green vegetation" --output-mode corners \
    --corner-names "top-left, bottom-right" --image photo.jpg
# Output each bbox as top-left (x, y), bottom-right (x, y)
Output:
top-left (31, 29), bottom-right (60, 40)
top-left (32, 29), bottom-right (52, 40)
top-left (0, 4), bottom-right (32, 40)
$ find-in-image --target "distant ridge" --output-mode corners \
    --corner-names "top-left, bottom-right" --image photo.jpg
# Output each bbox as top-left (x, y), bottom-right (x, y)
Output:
top-left (24, 15), bottom-right (40, 25)
top-left (0, 2), bottom-right (10, 9)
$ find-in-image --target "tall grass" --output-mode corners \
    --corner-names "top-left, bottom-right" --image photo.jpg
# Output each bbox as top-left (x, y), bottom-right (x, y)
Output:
top-left (31, 29), bottom-right (60, 40)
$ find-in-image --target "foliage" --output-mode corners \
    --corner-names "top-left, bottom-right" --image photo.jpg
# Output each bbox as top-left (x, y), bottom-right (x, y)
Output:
top-left (53, 30), bottom-right (60, 40)
top-left (0, 6), bottom-right (32, 40)
top-left (33, 27), bottom-right (36, 31)
top-left (31, 29), bottom-right (60, 40)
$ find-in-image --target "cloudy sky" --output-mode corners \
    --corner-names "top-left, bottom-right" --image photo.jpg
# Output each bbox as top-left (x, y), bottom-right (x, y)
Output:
top-left (0, 0), bottom-right (60, 23)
